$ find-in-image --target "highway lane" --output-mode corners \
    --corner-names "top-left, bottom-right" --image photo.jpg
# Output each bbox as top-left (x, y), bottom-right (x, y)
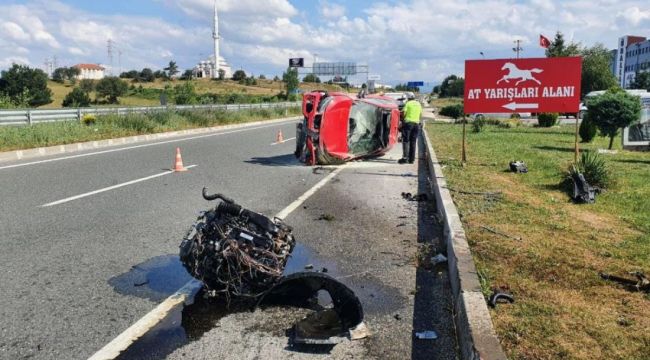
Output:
top-left (0, 119), bottom-right (324, 360)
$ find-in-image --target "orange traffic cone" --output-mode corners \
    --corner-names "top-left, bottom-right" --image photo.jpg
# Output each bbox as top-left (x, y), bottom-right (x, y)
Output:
top-left (276, 130), bottom-right (284, 143)
top-left (172, 147), bottom-right (187, 172)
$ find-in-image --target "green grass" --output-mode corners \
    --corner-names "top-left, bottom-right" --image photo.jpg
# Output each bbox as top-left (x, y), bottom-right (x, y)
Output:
top-left (0, 107), bottom-right (301, 152)
top-left (427, 122), bottom-right (650, 360)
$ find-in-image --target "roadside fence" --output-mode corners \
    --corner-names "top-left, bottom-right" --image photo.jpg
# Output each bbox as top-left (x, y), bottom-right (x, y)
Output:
top-left (0, 102), bottom-right (301, 126)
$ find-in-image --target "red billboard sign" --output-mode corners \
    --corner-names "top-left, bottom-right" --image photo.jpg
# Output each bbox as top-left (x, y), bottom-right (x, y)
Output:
top-left (464, 57), bottom-right (582, 113)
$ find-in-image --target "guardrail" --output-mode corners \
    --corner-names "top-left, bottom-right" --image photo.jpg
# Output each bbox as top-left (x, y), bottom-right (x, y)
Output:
top-left (0, 102), bottom-right (301, 126)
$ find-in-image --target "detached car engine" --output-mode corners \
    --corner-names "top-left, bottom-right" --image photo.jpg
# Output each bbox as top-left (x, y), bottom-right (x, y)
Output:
top-left (180, 188), bottom-right (295, 299)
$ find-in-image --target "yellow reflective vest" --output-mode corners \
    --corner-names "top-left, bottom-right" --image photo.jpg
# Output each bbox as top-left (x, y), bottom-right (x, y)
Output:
top-left (403, 100), bottom-right (422, 124)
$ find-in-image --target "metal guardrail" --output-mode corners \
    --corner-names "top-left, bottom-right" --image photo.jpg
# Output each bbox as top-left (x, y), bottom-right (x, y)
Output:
top-left (0, 102), bottom-right (301, 126)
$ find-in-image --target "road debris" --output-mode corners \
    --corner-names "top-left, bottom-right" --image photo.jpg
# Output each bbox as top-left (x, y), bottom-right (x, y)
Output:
top-left (259, 272), bottom-right (367, 345)
top-left (415, 330), bottom-right (438, 340)
top-left (431, 254), bottom-right (448, 266)
top-left (509, 161), bottom-right (528, 173)
top-left (317, 213), bottom-right (336, 221)
top-left (600, 272), bottom-right (649, 292)
top-left (488, 290), bottom-right (515, 308)
top-left (401, 192), bottom-right (429, 202)
top-left (180, 188), bottom-right (296, 300)
top-left (570, 169), bottom-right (598, 204)
top-left (179, 189), bottom-right (367, 350)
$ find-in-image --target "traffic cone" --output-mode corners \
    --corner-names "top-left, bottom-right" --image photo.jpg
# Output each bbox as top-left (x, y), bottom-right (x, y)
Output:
top-left (276, 130), bottom-right (284, 143)
top-left (172, 147), bottom-right (187, 172)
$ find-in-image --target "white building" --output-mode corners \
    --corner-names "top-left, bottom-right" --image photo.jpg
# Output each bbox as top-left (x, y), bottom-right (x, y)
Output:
top-left (192, 0), bottom-right (234, 79)
top-left (73, 64), bottom-right (105, 80)
top-left (193, 56), bottom-right (233, 79)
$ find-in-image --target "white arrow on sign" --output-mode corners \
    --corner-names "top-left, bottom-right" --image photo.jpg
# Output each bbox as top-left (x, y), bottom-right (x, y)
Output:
top-left (502, 102), bottom-right (539, 111)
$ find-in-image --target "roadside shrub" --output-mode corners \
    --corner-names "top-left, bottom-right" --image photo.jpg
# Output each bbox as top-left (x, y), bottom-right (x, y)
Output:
top-left (62, 87), bottom-right (91, 107)
top-left (567, 151), bottom-right (611, 189)
top-left (537, 112), bottom-right (558, 127)
top-left (510, 113), bottom-right (521, 119)
top-left (497, 119), bottom-right (522, 129)
top-left (439, 104), bottom-right (464, 120)
top-left (579, 112), bottom-right (598, 143)
top-left (472, 117), bottom-right (486, 133)
top-left (81, 114), bottom-right (96, 126)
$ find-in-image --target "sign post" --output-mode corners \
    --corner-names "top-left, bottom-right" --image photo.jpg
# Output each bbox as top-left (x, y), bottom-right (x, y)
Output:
top-left (464, 57), bottom-right (582, 163)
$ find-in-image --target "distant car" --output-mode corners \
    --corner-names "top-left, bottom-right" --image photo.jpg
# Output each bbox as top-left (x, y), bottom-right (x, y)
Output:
top-left (295, 91), bottom-right (400, 165)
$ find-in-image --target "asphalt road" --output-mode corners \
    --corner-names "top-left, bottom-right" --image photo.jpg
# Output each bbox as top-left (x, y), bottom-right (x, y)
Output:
top-left (0, 119), bottom-right (457, 359)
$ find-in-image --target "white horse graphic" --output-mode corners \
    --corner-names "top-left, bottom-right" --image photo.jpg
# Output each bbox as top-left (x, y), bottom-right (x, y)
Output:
top-left (496, 62), bottom-right (543, 86)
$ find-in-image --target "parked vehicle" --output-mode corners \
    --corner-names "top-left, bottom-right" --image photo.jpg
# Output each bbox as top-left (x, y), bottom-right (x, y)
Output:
top-left (295, 91), bottom-right (400, 165)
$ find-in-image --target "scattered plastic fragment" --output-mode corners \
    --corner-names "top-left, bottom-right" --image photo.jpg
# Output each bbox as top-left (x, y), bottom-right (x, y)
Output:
top-left (415, 330), bottom-right (438, 340)
top-left (488, 290), bottom-right (515, 308)
top-left (431, 254), bottom-right (448, 266)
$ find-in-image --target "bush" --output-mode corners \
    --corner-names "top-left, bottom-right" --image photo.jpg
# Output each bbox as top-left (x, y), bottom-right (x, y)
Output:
top-left (579, 113), bottom-right (598, 143)
top-left (62, 87), bottom-right (91, 107)
top-left (537, 112), bottom-right (558, 127)
top-left (0, 64), bottom-right (52, 107)
top-left (472, 117), bottom-right (486, 133)
top-left (567, 151), bottom-right (611, 189)
top-left (81, 114), bottom-right (96, 125)
top-left (439, 104), bottom-right (464, 120)
top-left (95, 77), bottom-right (128, 104)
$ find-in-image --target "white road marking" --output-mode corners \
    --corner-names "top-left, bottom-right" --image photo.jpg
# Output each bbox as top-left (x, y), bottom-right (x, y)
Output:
top-left (86, 165), bottom-right (346, 360)
top-left (270, 137), bottom-right (296, 146)
top-left (41, 165), bottom-right (197, 207)
top-left (0, 120), bottom-right (296, 171)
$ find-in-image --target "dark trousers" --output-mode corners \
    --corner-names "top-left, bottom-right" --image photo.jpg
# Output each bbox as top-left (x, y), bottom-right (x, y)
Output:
top-left (401, 122), bottom-right (419, 162)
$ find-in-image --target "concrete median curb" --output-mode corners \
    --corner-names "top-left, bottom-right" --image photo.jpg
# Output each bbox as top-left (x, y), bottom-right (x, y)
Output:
top-left (422, 130), bottom-right (508, 360)
top-left (0, 116), bottom-right (300, 164)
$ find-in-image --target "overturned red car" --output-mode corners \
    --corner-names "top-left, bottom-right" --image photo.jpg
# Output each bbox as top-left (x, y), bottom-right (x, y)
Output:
top-left (294, 91), bottom-right (400, 165)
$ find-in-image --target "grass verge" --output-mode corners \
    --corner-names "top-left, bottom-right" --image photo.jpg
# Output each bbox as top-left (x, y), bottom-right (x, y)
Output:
top-left (0, 107), bottom-right (301, 152)
top-left (426, 122), bottom-right (649, 360)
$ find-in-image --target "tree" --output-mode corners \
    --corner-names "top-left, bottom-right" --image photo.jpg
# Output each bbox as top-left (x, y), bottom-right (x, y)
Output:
top-left (586, 88), bottom-right (642, 149)
top-left (282, 67), bottom-right (299, 98)
top-left (153, 70), bottom-right (166, 79)
top-left (164, 61), bottom-right (179, 78)
top-left (545, 31), bottom-right (581, 58)
top-left (630, 71), bottom-right (650, 91)
top-left (232, 70), bottom-right (247, 81)
top-left (121, 70), bottom-right (139, 79)
top-left (273, 75), bottom-right (280, 81)
top-left (438, 75), bottom-right (464, 97)
top-left (65, 67), bottom-right (80, 85)
top-left (303, 74), bottom-right (321, 83)
top-left (138, 68), bottom-right (155, 82)
top-left (580, 44), bottom-right (617, 97)
top-left (52, 67), bottom-right (67, 83)
top-left (62, 87), bottom-right (91, 107)
top-left (95, 77), bottom-right (128, 104)
top-left (180, 69), bottom-right (194, 80)
top-left (218, 69), bottom-right (226, 80)
top-left (259, 74), bottom-right (267, 80)
top-left (0, 64), bottom-right (52, 107)
top-left (79, 79), bottom-right (95, 93)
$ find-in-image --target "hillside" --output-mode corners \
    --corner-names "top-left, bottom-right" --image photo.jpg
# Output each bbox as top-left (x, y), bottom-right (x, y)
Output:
top-left (44, 78), bottom-right (346, 109)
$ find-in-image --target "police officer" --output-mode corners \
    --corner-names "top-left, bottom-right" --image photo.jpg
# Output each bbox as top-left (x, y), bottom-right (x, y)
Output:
top-left (399, 94), bottom-right (422, 164)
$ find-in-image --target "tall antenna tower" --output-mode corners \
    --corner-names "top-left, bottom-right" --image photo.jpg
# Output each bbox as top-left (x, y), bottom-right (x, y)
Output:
top-left (512, 39), bottom-right (523, 59)
top-left (107, 38), bottom-right (114, 75)
top-left (118, 49), bottom-right (123, 75)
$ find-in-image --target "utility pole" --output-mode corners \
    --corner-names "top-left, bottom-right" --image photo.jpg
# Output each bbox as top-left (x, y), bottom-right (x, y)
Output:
top-left (513, 40), bottom-right (523, 59)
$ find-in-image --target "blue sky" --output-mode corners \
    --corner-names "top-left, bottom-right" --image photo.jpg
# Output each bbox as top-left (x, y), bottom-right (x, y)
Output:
top-left (1, 0), bottom-right (649, 84)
